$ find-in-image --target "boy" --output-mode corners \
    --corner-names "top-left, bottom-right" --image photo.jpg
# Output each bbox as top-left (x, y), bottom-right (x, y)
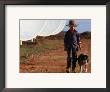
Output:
top-left (64, 20), bottom-right (80, 73)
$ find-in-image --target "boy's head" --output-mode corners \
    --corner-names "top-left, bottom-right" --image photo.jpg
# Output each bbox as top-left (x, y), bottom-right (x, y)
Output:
top-left (67, 20), bottom-right (78, 30)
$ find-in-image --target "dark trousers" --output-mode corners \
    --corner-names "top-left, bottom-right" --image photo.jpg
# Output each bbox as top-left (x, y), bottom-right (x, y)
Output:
top-left (66, 47), bottom-right (77, 70)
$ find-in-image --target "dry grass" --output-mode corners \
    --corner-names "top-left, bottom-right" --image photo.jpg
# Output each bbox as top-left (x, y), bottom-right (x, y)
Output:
top-left (20, 37), bottom-right (91, 73)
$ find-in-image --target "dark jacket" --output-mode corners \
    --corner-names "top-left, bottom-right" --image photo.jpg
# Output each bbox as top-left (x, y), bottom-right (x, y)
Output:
top-left (64, 29), bottom-right (80, 51)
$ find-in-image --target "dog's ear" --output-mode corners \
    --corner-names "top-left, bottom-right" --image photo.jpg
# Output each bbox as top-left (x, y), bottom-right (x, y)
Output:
top-left (85, 55), bottom-right (88, 59)
top-left (83, 55), bottom-right (88, 60)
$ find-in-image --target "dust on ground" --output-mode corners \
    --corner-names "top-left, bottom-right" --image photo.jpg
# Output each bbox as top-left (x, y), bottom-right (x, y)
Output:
top-left (20, 38), bottom-right (91, 73)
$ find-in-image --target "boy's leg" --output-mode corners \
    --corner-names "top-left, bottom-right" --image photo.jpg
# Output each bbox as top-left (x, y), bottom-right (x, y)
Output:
top-left (72, 51), bottom-right (77, 72)
top-left (66, 47), bottom-right (71, 72)
top-left (67, 57), bottom-right (71, 69)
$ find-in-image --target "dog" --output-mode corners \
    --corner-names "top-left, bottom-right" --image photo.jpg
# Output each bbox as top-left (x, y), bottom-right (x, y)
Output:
top-left (77, 53), bottom-right (89, 73)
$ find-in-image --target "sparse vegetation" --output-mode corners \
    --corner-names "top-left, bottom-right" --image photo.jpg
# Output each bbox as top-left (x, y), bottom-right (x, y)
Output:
top-left (20, 31), bottom-right (91, 73)
top-left (20, 39), bottom-right (63, 59)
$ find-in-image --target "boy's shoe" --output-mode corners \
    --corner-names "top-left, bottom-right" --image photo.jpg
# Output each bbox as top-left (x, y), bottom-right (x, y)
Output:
top-left (72, 70), bottom-right (76, 73)
top-left (72, 69), bottom-right (76, 73)
top-left (66, 68), bottom-right (69, 73)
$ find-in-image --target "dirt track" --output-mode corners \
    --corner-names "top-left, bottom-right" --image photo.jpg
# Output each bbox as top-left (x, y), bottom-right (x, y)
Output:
top-left (20, 38), bottom-right (91, 73)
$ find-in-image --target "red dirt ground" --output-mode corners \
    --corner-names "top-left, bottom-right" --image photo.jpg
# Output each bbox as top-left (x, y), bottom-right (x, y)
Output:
top-left (20, 38), bottom-right (91, 73)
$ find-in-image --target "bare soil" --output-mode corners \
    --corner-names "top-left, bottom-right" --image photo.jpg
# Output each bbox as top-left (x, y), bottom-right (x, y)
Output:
top-left (20, 38), bottom-right (91, 73)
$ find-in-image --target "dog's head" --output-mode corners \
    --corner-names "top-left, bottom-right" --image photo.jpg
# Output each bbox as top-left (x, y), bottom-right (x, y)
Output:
top-left (78, 53), bottom-right (89, 64)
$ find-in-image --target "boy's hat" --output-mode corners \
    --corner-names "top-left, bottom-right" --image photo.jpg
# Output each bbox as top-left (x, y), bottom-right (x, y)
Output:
top-left (66, 20), bottom-right (78, 27)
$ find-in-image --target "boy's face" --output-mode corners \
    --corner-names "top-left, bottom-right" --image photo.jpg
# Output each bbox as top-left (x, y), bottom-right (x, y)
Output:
top-left (69, 25), bottom-right (75, 30)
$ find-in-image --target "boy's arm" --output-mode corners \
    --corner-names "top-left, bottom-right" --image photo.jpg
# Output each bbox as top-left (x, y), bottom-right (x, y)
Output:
top-left (77, 32), bottom-right (81, 50)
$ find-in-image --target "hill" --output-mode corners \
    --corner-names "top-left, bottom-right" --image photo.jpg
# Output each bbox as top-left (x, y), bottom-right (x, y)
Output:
top-left (21, 31), bottom-right (91, 46)
top-left (80, 31), bottom-right (91, 39)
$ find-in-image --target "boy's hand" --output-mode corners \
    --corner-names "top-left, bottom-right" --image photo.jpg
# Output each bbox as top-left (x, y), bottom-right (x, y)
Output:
top-left (79, 42), bottom-right (82, 50)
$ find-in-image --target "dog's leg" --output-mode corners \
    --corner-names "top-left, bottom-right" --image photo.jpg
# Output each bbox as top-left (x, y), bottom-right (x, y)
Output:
top-left (85, 65), bottom-right (87, 72)
top-left (80, 65), bottom-right (83, 73)
top-left (85, 61), bottom-right (88, 73)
